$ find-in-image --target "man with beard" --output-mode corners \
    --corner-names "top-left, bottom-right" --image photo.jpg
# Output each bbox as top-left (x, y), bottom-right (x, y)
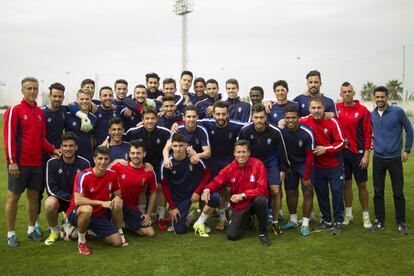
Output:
top-left (157, 95), bottom-right (183, 130)
top-left (95, 86), bottom-right (117, 145)
top-left (196, 79), bottom-right (221, 119)
top-left (145, 72), bottom-right (163, 100)
top-left (192, 77), bottom-right (207, 104)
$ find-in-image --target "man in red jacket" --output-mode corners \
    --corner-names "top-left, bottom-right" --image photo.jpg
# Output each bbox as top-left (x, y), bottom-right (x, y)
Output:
top-left (3, 77), bottom-right (60, 247)
top-left (193, 140), bottom-right (271, 246)
top-left (300, 96), bottom-right (345, 235)
top-left (336, 82), bottom-right (372, 228)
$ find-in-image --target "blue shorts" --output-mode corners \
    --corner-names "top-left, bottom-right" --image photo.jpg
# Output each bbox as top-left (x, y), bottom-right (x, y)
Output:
top-left (123, 204), bottom-right (147, 231)
top-left (264, 161), bottom-right (281, 186)
top-left (343, 149), bottom-right (368, 183)
top-left (8, 166), bottom-right (43, 194)
top-left (67, 208), bottom-right (118, 239)
top-left (284, 169), bottom-right (313, 192)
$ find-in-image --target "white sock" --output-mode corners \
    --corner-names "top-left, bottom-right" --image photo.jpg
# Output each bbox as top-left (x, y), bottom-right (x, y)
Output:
top-left (345, 207), bottom-right (353, 217)
top-left (50, 226), bottom-right (60, 234)
top-left (272, 220), bottom-right (279, 225)
top-left (27, 226), bottom-right (35, 234)
top-left (118, 228), bottom-right (124, 235)
top-left (7, 231), bottom-right (16, 238)
top-left (138, 205), bottom-right (146, 213)
top-left (302, 217), bottom-right (310, 227)
top-left (290, 214), bottom-right (298, 224)
top-left (218, 209), bottom-right (227, 221)
top-left (158, 207), bottom-right (166, 219)
top-left (78, 232), bottom-right (86, 243)
top-left (197, 212), bottom-right (210, 224)
top-left (362, 211), bottom-right (370, 219)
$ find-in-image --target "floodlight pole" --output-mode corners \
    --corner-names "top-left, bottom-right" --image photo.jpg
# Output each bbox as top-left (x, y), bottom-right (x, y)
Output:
top-left (174, 0), bottom-right (193, 71)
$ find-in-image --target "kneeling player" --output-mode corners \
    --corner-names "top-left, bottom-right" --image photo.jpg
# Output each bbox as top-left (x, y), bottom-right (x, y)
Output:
top-left (110, 140), bottom-right (156, 237)
top-left (44, 132), bottom-right (90, 245)
top-left (66, 146), bottom-right (126, 256)
top-left (161, 134), bottom-right (217, 234)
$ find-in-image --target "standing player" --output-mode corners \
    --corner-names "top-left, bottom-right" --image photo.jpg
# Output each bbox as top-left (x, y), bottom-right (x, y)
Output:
top-left (110, 140), bottom-right (157, 237)
top-left (249, 86), bottom-right (264, 105)
top-left (161, 134), bottom-right (215, 234)
top-left (157, 95), bottom-right (183, 130)
top-left (95, 86), bottom-right (117, 145)
top-left (225, 78), bottom-right (251, 122)
top-left (336, 82), bottom-right (372, 228)
top-left (369, 86), bottom-right (413, 234)
top-left (196, 79), bottom-right (222, 119)
top-left (145, 72), bottom-right (163, 100)
top-left (107, 118), bottom-right (130, 162)
top-left (192, 77), bottom-right (207, 104)
top-left (113, 79), bottom-right (128, 115)
top-left (293, 70), bottom-right (337, 118)
top-left (194, 140), bottom-right (271, 246)
top-left (179, 70), bottom-right (194, 106)
top-left (238, 103), bottom-right (290, 235)
top-left (44, 132), bottom-right (90, 245)
top-left (4, 77), bottom-right (59, 247)
top-left (280, 105), bottom-right (315, 236)
top-left (267, 80), bottom-right (299, 126)
top-left (66, 146), bottom-right (125, 256)
top-left (162, 78), bottom-right (186, 113)
top-left (300, 96), bottom-right (345, 235)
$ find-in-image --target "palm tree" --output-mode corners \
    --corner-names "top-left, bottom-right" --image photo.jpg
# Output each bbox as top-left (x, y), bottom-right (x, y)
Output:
top-left (385, 80), bottom-right (403, 101)
top-left (360, 82), bottom-right (376, 101)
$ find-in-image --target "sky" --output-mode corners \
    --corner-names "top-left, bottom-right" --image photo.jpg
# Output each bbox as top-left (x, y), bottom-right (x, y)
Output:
top-left (1, 0), bottom-right (414, 105)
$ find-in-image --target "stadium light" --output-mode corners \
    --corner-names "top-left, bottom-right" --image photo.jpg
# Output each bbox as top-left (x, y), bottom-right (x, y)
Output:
top-left (173, 0), bottom-right (193, 71)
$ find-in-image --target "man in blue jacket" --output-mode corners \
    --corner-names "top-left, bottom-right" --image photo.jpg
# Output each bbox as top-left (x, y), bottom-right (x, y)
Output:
top-left (369, 86), bottom-right (413, 235)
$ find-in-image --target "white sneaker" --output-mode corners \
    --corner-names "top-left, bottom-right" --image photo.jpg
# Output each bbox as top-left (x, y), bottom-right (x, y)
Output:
top-left (363, 216), bottom-right (372, 229)
top-left (343, 215), bottom-right (354, 225)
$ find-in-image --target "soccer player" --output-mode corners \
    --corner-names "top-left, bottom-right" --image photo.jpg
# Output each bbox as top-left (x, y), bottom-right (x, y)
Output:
top-left (162, 78), bottom-right (185, 113)
top-left (369, 86), bottom-right (413, 234)
top-left (293, 70), bottom-right (337, 118)
top-left (194, 140), bottom-right (271, 246)
top-left (94, 86), bottom-right (117, 145)
top-left (4, 77), bottom-right (59, 247)
top-left (300, 96), bottom-right (345, 235)
top-left (113, 79), bottom-right (128, 115)
top-left (80, 78), bottom-right (100, 105)
top-left (336, 82), bottom-right (372, 228)
top-left (107, 118), bottom-right (130, 162)
top-left (157, 95), bottom-right (183, 130)
top-left (238, 103), bottom-right (290, 235)
top-left (192, 77), bottom-right (207, 104)
top-left (249, 86), bottom-right (264, 105)
top-left (66, 146), bottom-right (126, 256)
top-left (280, 105), bottom-right (315, 236)
top-left (161, 134), bottom-right (215, 234)
top-left (65, 88), bottom-right (97, 164)
top-left (110, 140), bottom-right (157, 237)
top-left (225, 78), bottom-right (251, 122)
top-left (145, 72), bottom-right (163, 100)
top-left (44, 132), bottom-right (90, 245)
top-left (196, 78), bottom-right (222, 119)
top-left (267, 80), bottom-right (299, 126)
top-left (179, 70), bottom-right (194, 105)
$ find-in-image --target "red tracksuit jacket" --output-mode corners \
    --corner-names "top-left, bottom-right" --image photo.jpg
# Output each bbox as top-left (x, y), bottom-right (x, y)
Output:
top-left (4, 99), bottom-right (55, 166)
top-left (205, 157), bottom-right (268, 211)
top-left (299, 115), bottom-right (345, 169)
top-left (336, 101), bottom-right (372, 154)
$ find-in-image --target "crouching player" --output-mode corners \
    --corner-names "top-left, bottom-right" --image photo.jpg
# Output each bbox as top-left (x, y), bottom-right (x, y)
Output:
top-left (193, 140), bottom-right (271, 246)
top-left (110, 140), bottom-right (156, 237)
top-left (66, 146), bottom-right (126, 256)
top-left (44, 132), bottom-right (90, 245)
top-left (160, 134), bottom-right (217, 234)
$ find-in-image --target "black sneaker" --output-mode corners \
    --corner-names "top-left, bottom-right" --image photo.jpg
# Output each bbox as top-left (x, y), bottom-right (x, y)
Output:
top-left (259, 234), bottom-right (271, 246)
top-left (272, 223), bottom-right (283, 235)
top-left (368, 220), bottom-right (384, 232)
top-left (314, 221), bottom-right (333, 232)
top-left (398, 223), bottom-right (409, 235)
top-left (331, 222), bottom-right (343, 236)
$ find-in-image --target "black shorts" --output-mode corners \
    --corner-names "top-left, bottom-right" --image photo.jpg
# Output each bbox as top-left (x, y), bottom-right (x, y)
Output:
top-left (343, 149), bottom-right (368, 183)
top-left (284, 170), bottom-right (313, 192)
top-left (8, 166), bottom-right (43, 194)
top-left (56, 198), bottom-right (70, 213)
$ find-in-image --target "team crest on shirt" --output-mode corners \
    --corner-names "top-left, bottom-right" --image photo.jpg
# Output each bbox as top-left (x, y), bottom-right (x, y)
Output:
top-left (301, 103), bottom-right (305, 108)
top-left (189, 164), bottom-right (193, 171)
top-left (172, 170), bottom-right (176, 175)
top-left (58, 169), bottom-right (63, 174)
top-left (23, 114), bottom-right (28, 120)
top-left (354, 112), bottom-right (359, 118)
top-left (267, 138), bottom-right (272, 144)
top-left (131, 116), bottom-right (135, 120)
top-left (229, 132), bottom-right (233, 139)
top-left (72, 122), bottom-right (77, 126)
top-left (230, 178), bottom-right (236, 183)
top-left (250, 135), bottom-right (254, 139)
top-left (273, 113), bottom-right (278, 118)
top-left (238, 107), bottom-right (242, 113)
top-left (90, 187), bottom-right (94, 193)
top-left (98, 114), bottom-right (102, 118)
top-left (47, 118), bottom-right (52, 123)
top-left (121, 174), bottom-right (126, 179)
top-left (211, 130), bottom-right (215, 135)
top-left (108, 183), bottom-right (112, 191)
top-left (156, 138), bottom-right (161, 144)
top-left (249, 174), bottom-right (255, 182)
top-left (323, 128), bottom-right (328, 134)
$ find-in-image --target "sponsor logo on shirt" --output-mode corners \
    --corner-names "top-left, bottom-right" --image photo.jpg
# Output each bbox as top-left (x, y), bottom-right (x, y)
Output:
top-left (273, 113), bottom-right (277, 118)
top-left (89, 187), bottom-right (94, 193)
top-left (211, 130), bottom-right (215, 135)
top-left (121, 174), bottom-right (126, 179)
top-left (23, 114), bottom-right (28, 120)
top-left (72, 122), bottom-right (77, 126)
top-left (47, 118), bottom-right (52, 123)
top-left (230, 178), bottom-right (236, 183)
top-left (301, 103), bottom-right (305, 108)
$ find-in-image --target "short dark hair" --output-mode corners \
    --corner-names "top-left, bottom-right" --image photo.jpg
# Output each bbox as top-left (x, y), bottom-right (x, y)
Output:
top-left (183, 105), bottom-right (198, 116)
top-left (129, 139), bottom-right (146, 152)
top-left (309, 95), bottom-right (325, 107)
top-left (61, 131), bottom-right (77, 144)
top-left (250, 86), bottom-right (264, 97)
top-left (226, 78), bottom-right (239, 89)
top-left (206, 79), bottom-right (219, 88)
top-left (134, 84), bottom-right (147, 90)
top-left (306, 70), bottom-right (321, 81)
top-left (171, 133), bottom-right (186, 143)
top-left (181, 70), bottom-right (193, 79)
top-left (108, 117), bottom-right (124, 129)
top-left (145, 72), bottom-right (160, 82)
top-left (81, 79), bottom-right (95, 88)
top-left (213, 101), bottom-right (229, 112)
top-left (163, 78), bottom-right (176, 87)
top-left (162, 95), bottom-right (176, 103)
top-left (49, 82), bottom-right (65, 94)
top-left (273, 80), bottom-right (289, 92)
top-left (94, 146), bottom-right (110, 157)
top-left (194, 77), bottom-right (206, 86)
top-left (142, 106), bottom-right (157, 117)
top-left (374, 86), bottom-right (388, 96)
top-left (251, 103), bottom-right (265, 114)
top-left (284, 104), bottom-right (300, 117)
top-left (234, 139), bottom-right (250, 150)
top-left (99, 86), bottom-right (113, 97)
top-left (114, 79), bottom-right (128, 87)
top-left (341, 81), bottom-right (351, 87)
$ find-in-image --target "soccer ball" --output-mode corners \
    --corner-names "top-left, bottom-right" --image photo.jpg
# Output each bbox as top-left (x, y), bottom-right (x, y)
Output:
top-left (60, 222), bottom-right (78, 241)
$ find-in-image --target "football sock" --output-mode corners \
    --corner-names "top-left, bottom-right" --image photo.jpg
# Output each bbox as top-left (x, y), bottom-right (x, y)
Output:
top-left (362, 211), bottom-right (370, 219)
top-left (50, 226), bottom-right (60, 235)
top-left (290, 214), bottom-right (298, 224)
top-left (78, 232), bottom-right (86, 243)
top-left (35, 216), bottom-right (40, 227)
top-left (7, 231), bottom-right (16, 238)
top-left (197, 213), bottom-right (210, 224)
top-left (345, 207), bottom-right (352, 217)
top-left (27, 226), bottom-right (35, 234)
top-left (302, 217), bottom-right (310, 227)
